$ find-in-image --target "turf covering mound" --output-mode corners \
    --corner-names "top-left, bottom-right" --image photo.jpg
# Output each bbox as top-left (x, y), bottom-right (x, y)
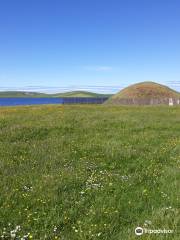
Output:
top-left (106, 82), bottom-right (180, 105)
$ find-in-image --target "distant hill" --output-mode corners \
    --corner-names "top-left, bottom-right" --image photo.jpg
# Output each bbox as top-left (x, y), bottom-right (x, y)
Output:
top-left (53, 91), bottom-right (112, 98)
top-left (105, 82), bottom-right (180, 105)
top-left (0, 91), bottom-right (48, 98)
top-left (0, 91), bottom-right (112, 98)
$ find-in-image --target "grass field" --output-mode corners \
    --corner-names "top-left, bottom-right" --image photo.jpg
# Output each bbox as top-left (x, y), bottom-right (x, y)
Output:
top-left (0, 105), bottom-right (179, 239)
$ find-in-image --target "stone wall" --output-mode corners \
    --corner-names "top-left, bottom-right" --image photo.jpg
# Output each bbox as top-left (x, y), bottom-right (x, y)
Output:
top-left (107, 98), bottom-right (180, 105)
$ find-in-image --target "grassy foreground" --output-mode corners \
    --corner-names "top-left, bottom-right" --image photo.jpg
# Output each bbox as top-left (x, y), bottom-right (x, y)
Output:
top-left (0, 105), bottom-right (179, 239)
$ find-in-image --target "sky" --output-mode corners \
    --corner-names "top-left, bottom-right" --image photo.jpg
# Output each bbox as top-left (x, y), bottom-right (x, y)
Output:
top-left (0, 0), bottom-right (180, 93)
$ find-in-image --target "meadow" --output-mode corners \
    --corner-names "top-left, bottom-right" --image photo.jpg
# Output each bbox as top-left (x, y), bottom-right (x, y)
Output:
top-left (0, 105), bottom-right (179, 239)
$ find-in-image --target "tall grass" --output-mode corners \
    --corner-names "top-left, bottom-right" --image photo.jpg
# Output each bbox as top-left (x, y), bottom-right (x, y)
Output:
top-left (0, 105), bottom-right (179, 239)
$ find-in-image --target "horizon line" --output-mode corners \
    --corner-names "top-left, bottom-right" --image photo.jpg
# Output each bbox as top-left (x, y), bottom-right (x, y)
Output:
top-left (0, 81), bottom-right (180, 94)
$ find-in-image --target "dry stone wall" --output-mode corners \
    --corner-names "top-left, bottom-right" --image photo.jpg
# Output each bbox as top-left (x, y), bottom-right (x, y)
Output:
top-left (108, 98), bottom-right (180, 105)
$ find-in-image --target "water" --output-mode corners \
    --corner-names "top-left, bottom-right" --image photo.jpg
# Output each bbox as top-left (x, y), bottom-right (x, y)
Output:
top-left (0, 97), bottom-right (108, 106)
top-left (0, 98), bottom-right (63, 106)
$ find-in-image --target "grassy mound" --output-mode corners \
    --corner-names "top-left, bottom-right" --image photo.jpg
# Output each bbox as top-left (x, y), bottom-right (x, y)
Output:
top-left (106, 82), bottom-right (180, 105)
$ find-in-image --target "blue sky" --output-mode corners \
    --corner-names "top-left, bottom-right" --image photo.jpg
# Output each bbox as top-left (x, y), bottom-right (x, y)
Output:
top-left (0, 0), bottom-right (180, 93)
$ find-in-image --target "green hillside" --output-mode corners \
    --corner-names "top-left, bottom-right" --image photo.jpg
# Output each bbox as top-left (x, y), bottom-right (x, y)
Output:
top-left (0, 91), bottom-right (112, 98)
top-left (0, 91), bottom-right (48, 98)
top-left (53, 91), bottom-right (112, 98)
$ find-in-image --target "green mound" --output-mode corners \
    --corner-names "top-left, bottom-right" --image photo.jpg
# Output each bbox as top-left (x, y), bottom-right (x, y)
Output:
top-left (106, 82), bottom-right (180, 105)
